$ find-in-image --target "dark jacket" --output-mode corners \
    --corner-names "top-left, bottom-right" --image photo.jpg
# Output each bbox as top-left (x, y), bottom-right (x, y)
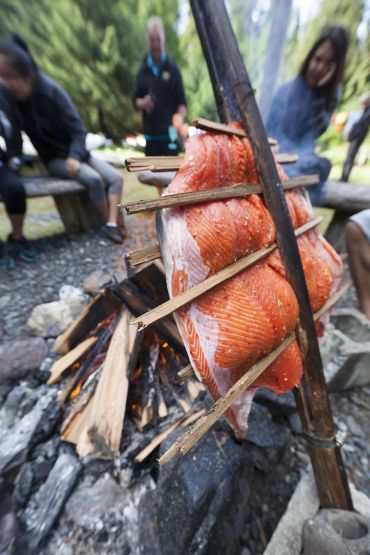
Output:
top-left (133, 54), bottom-right (186, 137)
top-left (0, 73), bottom-right (88, 164)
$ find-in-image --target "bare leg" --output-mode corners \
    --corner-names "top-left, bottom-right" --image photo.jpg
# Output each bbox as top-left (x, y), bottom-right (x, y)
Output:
top-left (94, 199), bottom-right (109, 222)
top-left (107, 193), bottom-right (120, 225)
top-left (346, 221), bottom-right (370, 320)
top-left (8, 213), bottom-right (25, 240)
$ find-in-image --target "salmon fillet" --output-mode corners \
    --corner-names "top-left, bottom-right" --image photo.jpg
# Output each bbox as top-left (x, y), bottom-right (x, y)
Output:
top-left (159, 129), bottom-right (342, 437)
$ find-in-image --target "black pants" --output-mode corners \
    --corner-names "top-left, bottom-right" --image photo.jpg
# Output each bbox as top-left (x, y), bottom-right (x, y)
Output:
top-left (145, 140), bottom-right (179, 157)
top-left (0, 165), bottom-right (26, 214)
top-left (341, 139), bottom-right (362, 182)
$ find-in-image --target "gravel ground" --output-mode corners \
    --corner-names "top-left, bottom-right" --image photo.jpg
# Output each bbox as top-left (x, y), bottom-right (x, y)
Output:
top-left (0, 213), bottom-right (157, 340)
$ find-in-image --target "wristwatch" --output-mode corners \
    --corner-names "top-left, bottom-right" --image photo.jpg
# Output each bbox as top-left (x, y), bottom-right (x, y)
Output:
top-left (9, 156), bottom-right (22, 170)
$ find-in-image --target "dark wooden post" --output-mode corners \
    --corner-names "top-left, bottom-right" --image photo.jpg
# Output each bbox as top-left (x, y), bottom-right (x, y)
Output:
top-left (190, 0), bottom-right (353, 510)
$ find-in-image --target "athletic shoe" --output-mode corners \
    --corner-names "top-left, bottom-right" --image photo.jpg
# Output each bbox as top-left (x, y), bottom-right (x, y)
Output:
top-left (0, 241), bottom-right (15, 271)
top-left (100, 224), bottom-right (123, 244)
top-left (7, 234), bottom-right (38, 263)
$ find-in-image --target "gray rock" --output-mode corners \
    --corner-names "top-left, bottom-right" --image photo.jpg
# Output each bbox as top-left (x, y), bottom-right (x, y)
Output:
top-left (302, 509), bottom-right (370, 555)
top-left (0, 512), bottom-right (19, 555)
top-left (22, 453), bottom-right (81, 549)
top-left (0, 390), bottom-right (58, 482)
top-left (246, 403), bottom-right (291, 449)
top-left (27, 298), bottom-right (86, 337)
top-left (331, 307), bottom-right (370, 343)
top-left (0, 337), bottom-right (47, 384)
top-left (64, 473), bottom-right (125, 527)
top-left (83, 269), bottom-right (113, 295)
top-left (138, 428), bottom-right (254, 555)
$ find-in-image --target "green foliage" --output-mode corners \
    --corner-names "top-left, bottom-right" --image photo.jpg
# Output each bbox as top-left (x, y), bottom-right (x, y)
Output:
top-left (0, 0), bottom-right (367, 139)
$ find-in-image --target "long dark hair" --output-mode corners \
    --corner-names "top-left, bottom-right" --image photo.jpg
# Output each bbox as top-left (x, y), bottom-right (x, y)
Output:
top-left (300, 26), bottom-right (349, 98)
top-left (0, 34), bottom-right (38, 78)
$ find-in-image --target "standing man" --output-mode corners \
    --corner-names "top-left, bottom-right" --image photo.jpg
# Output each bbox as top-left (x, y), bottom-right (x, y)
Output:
top-left (341, 92), bottom-right (370, 182)
top-left (133, 16), bottom-right (186, 156)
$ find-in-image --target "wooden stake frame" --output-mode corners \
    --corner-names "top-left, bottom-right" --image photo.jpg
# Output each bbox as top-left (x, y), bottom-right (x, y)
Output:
top-left (189, 0), bottom-right (352, 509)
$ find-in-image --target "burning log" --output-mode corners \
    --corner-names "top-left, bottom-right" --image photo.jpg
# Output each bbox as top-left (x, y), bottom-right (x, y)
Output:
top-left (47, 336), bottom-right (98, 384)
top-left (75, 308), bottom-right (140, 459)
top-left (54, 289), bottom-right (121, 354)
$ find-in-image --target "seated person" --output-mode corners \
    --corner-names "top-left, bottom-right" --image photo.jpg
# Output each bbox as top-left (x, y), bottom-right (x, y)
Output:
top-left (0, 35), bottom-right (125, 244)
top-left (0, 100), bottom-right (36, 270)
top-left (346, 210), bottom-right (370, 321)
top-left (266, 26), bottom-right (349, 206)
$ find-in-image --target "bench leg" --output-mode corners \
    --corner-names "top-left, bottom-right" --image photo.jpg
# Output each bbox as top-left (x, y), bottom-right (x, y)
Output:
top-left (54, 193), bottom-right (104, 234)
top-left (324, 212), bottom-right (350, 253)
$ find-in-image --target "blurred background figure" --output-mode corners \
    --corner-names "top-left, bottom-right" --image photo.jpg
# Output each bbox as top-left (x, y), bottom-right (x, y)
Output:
top-left (0, 35), bottom-right (125, 244)
top-left (133, 16), bottom-right (187, 156)
top-left (266, 26), bottom-right (349, 205)
top-left (341, 92), bottom-right (370, 182)
top-left (346, 209), bottom-right (370, 320)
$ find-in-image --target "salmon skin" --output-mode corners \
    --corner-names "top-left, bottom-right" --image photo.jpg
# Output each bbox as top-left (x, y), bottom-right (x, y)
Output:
top-left (158, 128), bottom-right (343, 438)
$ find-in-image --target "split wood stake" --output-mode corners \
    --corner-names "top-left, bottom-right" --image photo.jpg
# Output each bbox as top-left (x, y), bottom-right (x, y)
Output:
top-left (135, 409), bottom-right (206, 463)
top-left (125, 152), bottom-right (297, 172)
top-left (177, 364), bottom-right (194, 381)
top-left (158, 281), bottom-right (351, 465)
top-left (193, 117), bottom-right (277, 145)
top-left (126, 244), bottom-right (161, 266)
top-left (120, 175), bottom-right (319, 215)
top-left (131, 216), bottom-right (322, 331)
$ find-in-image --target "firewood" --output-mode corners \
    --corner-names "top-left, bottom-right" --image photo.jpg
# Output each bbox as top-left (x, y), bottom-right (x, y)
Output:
top-left (76, 309), bottom-right (139, 459)
top-left (121, 175), bottom-right (319, 215)
top-left (158, 281), bottom-right (351, 465)
top-left (54, 290), bottom-right (120, 354)
top-left (135, 409), bottom-right (206, 463)
top-left (131, 217), bottom-right (322, 331)
top-left (47, 336), bottom-right (98, 384)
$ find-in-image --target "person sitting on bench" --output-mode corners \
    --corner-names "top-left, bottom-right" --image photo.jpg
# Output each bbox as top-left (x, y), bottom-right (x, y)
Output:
top-left (0, 99), bottom-right (37, 270)
top-left (266, 26), bottom-right (349, 206)
top-left (0, 34), bottom-right (125, 244)
top-left (346, 209), bottom-right (370, 321)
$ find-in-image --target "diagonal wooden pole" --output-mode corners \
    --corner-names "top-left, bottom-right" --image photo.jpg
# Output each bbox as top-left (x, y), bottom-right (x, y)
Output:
top-left (190, 0), bottom-right (353, 510)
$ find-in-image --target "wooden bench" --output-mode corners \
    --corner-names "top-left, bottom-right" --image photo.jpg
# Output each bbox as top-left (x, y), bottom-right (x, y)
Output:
top-left (321, 181), bottom-right (370, 251)
top-left (0, 175), bottom-right (104, 234)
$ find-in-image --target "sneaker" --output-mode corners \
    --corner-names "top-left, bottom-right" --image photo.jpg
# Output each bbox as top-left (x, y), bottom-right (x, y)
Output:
top-left (7, 234), bottom-right (38, 263)
top-left (100, 224), bottom-right (123, 244)
top-left (0, 242), bottom-right (15, 271)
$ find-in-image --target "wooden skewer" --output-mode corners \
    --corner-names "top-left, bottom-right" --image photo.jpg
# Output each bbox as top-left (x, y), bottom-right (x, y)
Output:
top-left (177, 364), bottom-right (194, 381)
top-left (193, 117), bottom-right (277, 146)
top-left (158, 280), bottom-right (351, 465)
top-left (135, 409), bottom-right (206, 463)
top-left (130, 216), bottom-right (322, 331)
top-left (126, 244), bottom-right (161, 266)
top-left (125, 151), bottom-right (297, 172)
top-left (120, 175), bottom-right (319, 215)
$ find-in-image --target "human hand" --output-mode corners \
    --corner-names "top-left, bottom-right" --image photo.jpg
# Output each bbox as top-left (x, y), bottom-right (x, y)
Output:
top-left (172, 112), bottom-right (183, 130)
top-left (65, 157), bottom-right (81, 176)
top-left (137, 95), bottom-right (155, 114)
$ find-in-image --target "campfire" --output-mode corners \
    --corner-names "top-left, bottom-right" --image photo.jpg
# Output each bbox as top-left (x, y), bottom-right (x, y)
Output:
top-left (47, 260), bottom-right (205, 461)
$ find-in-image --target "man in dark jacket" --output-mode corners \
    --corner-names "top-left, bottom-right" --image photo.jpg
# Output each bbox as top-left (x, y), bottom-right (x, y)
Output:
top-left (133, 16), bottom-right (186, 156)
top-left (341, 92), bottom-right (370, 182)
